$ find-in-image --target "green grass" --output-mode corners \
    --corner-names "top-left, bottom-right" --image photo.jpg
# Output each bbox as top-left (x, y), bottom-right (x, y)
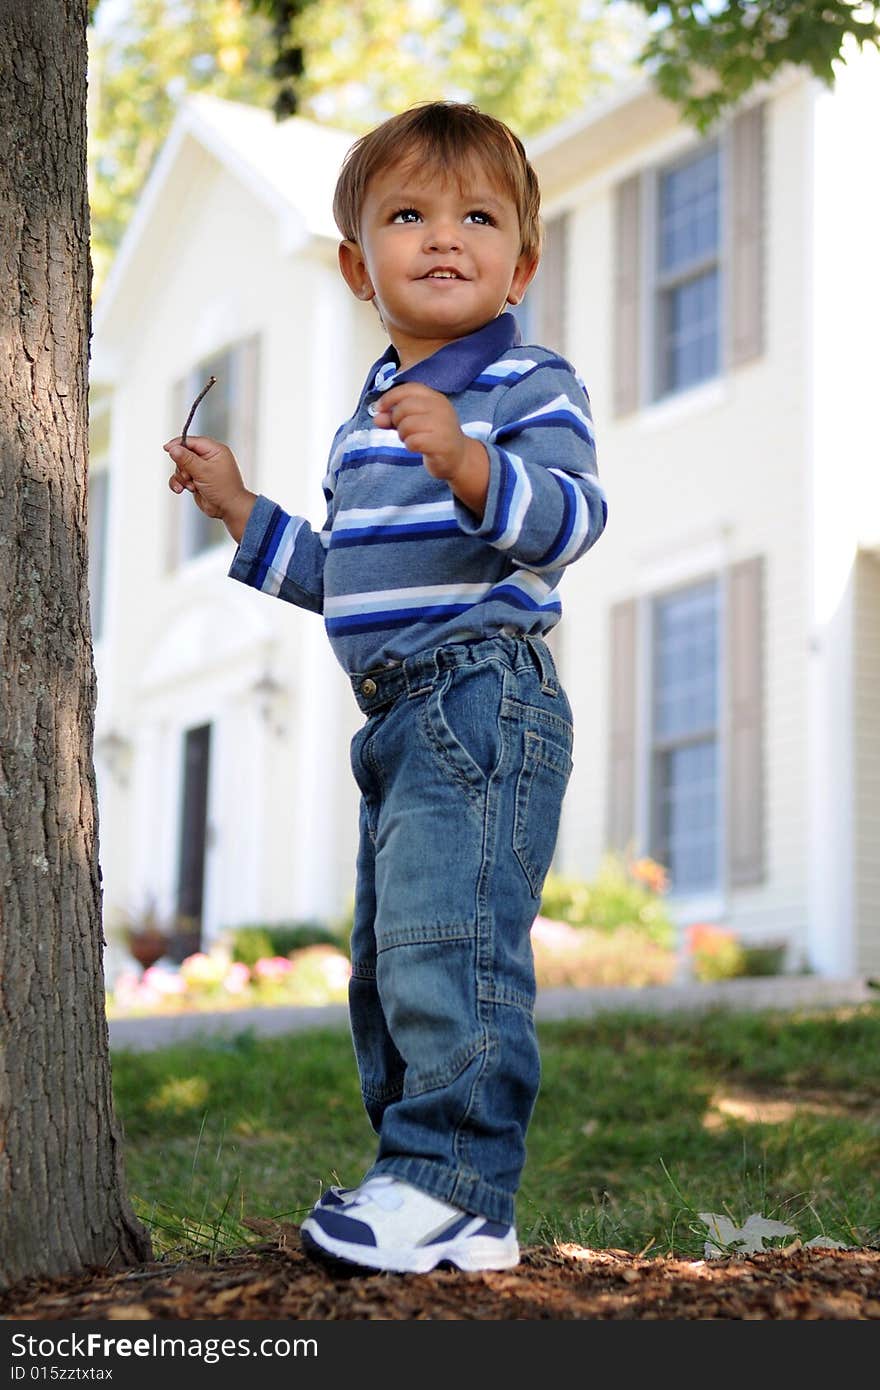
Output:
top-left (110, 1002), bottom-right (880, 1261)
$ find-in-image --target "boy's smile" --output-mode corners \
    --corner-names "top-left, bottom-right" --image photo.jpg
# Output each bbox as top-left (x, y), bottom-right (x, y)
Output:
top-left (338, 157), bottom-right (538, 369)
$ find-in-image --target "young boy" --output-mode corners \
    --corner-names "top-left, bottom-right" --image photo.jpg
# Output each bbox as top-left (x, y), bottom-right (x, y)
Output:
top-left (164, 101), bottom-right (607, 1274)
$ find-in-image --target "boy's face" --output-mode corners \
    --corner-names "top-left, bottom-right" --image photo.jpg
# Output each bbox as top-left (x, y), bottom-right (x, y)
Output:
top-left (338, 154), bottom-right (538, 369)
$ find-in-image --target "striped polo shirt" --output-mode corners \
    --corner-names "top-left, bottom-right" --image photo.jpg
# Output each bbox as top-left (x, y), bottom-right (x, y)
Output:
top-left (229, 313), bottom-right (607, 675)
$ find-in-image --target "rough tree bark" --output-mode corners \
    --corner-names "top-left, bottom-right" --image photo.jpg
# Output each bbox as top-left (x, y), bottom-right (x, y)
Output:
top-left (0, 0), bottom-right (152, 1288)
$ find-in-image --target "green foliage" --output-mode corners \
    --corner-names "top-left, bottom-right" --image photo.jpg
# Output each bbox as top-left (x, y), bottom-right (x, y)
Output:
top-left (226, 920), bottom-right (343, 962)
top-left (634, 1), bottom-right (880, 131)
top-left (275, 0), bottom-right (628, 136)
top-left (741, 940), bottom-right (788, 977)
top-left (531, 920), bottom-right (676, 987)
top-left (226, 926), bottom-right (275, 967)
top-left (88, 0), bottom-right (279, 294)
top-left (541, 853), bottom-right (676, 948)
top-left (686, 923), bottom-right (747, 982)
top-left (244, 1), bottom-right (880, 133)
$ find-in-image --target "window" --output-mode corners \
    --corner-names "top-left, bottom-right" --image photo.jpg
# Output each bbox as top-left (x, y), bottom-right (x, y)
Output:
top-left (654, 146), bottom-right (721, 398)
top-left (607, 559), bottom-right (764, 894)
top-left (649, 579), bottom-right (720, 894)
top-left (171, 336), bottom-right (259, 566)
top-left (613, 106), bottom-right (764, 416)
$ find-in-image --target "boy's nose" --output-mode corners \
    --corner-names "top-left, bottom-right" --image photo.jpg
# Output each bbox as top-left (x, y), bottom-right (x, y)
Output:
top-left (423, 220), bottom-right (463, 253)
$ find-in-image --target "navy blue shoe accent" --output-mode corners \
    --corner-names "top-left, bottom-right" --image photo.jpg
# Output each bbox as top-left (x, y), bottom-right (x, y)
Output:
top-left (424, 1214), bottom-right (475, 1244)
top-left (308, 1207), bottom-right (378, 1247)
top-left (475, 1219), bottom-right (513, 1238)
top-left (316, 1187), bottom-right (356, 1209)
top-left (300, 1176), bottom-right (520, 1273)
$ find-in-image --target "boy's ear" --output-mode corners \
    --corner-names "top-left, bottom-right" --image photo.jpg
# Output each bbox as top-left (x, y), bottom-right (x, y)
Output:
top-left (506, 253), bottom-right (539, 307)
top-left (338, 240), bottom-right (375, 302)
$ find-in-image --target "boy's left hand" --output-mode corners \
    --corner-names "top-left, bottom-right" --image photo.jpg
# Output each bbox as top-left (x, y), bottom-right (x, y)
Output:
top-left (371, 383), bottom-right (469, 482)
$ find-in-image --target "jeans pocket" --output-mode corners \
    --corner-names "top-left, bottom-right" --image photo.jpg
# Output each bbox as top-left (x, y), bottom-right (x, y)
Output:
top-left (421, 662), bottom-right (504, 791)
top-left (513, 728), bottom-right (573, 896)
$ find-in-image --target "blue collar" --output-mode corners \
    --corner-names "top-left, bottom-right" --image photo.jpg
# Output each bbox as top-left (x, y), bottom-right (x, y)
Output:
top-left (360, 313), bottom-right (522, 403)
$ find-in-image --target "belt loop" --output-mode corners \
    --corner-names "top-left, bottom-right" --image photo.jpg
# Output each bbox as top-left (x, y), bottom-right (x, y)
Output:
top-left (524, 635), bottom-right (558, 696)
top-left (404, 644), bottom-right (440, 699)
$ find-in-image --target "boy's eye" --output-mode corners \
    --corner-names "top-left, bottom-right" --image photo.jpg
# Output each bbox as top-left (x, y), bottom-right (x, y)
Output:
top-left (465, 210), bottom-right (496, 226)
top-left (391, 208), bottom-right (421, 224)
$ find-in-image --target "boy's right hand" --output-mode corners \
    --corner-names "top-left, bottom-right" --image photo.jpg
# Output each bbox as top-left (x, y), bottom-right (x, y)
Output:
top-left (163, 435), bottom-right (257, 542)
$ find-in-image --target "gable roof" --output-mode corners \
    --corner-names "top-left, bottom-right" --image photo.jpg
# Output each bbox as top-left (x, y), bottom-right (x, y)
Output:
top-left (92, 93), bottom-right (356, 346)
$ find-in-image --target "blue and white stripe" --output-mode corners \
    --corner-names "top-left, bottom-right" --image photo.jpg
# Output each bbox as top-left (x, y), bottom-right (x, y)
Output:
top-left (330, 499), bottom-right (459, 548)
top-left (230, 315), bottom-right (606, 674)
top-left (493, 393), bottom-right (595, 449)
top-left (482, 449), bottom-right (533, 551)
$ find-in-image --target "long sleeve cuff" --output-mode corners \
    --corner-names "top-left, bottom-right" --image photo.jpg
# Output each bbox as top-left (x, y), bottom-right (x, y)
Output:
top-left (228, 493), bottom-right (280, 583)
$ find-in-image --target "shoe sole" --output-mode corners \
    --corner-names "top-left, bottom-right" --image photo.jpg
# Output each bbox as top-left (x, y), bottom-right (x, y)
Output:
top-left (300, 1219), bottom-right (519, 1274)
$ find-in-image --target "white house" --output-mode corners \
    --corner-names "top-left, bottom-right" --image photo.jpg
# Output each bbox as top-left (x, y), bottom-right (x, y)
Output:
top-left (90, 54), bottom-right (879, 980)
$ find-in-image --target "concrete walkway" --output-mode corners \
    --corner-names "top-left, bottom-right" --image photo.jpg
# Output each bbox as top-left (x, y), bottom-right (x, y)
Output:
top-left (108, 974), bottom-right (878, 1052)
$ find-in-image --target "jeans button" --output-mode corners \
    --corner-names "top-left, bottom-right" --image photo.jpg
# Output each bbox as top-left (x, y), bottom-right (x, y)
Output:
top-left (361, 677), bottom-right (377, 698)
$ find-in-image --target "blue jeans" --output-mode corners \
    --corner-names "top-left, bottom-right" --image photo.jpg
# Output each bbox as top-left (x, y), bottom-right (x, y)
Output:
top-left (346, 633), bottom-right (573, 1226)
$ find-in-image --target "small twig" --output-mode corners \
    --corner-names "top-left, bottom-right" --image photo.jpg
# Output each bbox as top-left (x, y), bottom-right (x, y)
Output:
top-left (181, 375), bottom-right (217, 446)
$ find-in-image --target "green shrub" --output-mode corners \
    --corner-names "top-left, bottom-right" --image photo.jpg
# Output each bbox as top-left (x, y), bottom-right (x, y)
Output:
top-left (541, 853), bottom-right (675, 949)
top-left (227, 926), bottom-right (274, 967)
top-left (741, 942), bottom-right (788, 977)
top-left (226, 920), bottom-right (344, 965)
top-left (686, 924), bottom-right (747, 982)
top-left (531, 918), bottom-right (676, 988)
top-left (265, 921), bottom-right (343, 955)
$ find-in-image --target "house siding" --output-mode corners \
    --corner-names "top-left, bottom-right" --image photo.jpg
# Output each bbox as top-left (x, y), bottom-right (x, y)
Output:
top-left (91, 69), bottom-right (878, 982)
top-left (557, 82), bottom-right (815, 959)
top-left (94, 155), bottom-right (382, 959)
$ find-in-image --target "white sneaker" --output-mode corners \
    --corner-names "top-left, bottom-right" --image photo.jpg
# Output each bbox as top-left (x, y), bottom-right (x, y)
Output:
top-left (300, 1175), bottom-right (519, 1274)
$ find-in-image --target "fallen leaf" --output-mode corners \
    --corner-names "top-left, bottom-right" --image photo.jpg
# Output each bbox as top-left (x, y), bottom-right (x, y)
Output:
top-left (699, 1211), bottom-right (797, 1258)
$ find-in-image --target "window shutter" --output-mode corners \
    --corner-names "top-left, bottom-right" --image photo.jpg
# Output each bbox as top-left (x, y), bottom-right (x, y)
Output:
top-left (613, 175), bottom-right (642, 416)
top-left (536, 213), bottom-right (568, 354)
top-left (726, 555), bottom-right (765, 886)
top-left (728, 103), bottom-right (765, 366)
top-left (236, 334), bottom-right (261, 486)
top-left (607, 597), bottom-right (638, 851)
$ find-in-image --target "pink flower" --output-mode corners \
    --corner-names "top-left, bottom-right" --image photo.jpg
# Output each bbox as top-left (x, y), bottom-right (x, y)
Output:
top-left (142, 965), bottom-right (186, 997)
top-left (224, 962), bottom-right (251, 994)
top-left (253, 955), bottom-right (294, 981)
top-left (531, 915), bottom-right (581, 949)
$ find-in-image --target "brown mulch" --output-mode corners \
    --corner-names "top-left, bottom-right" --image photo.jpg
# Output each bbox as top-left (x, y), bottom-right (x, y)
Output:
top-left (2, 1224), bottom-right (880, 1320)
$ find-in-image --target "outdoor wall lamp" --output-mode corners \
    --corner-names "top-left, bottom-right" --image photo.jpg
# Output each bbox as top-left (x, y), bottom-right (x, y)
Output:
top-left (252, 670), bottom-right (288, 738)
top-left (95, 728), bottom-right (133, 786)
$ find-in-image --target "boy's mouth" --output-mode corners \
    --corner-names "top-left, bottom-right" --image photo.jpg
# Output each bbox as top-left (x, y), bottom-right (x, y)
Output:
top-left (422, 267), bottom-right (467, 280)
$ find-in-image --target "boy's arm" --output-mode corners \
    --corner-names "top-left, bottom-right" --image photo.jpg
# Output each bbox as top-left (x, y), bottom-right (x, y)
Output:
top-left (164, 434), bottom-right (329, 612)
top-left (228, 493), bottom-right (329, 614)
top-left (454, 358), bottom-right (607, 570)
top-left (373, 360), bottom-right (606, 570)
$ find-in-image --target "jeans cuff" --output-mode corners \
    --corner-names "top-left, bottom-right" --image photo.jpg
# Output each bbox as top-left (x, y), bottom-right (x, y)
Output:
top-left (363, 1156), bottom-right (516, 1226)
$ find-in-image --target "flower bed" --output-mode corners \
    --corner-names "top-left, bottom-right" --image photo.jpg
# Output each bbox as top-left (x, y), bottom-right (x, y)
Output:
top-left (106, 944), bottom-right (352, 1017)
top-left (531, 915), bottom-right (677, 989)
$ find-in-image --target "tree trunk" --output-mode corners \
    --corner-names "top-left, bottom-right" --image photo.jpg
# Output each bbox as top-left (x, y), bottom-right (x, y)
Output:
top-left (0, 0), bottom-right (152, 1288)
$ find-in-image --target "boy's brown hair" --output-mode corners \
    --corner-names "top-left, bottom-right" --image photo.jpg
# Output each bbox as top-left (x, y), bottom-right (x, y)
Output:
top-left (333, 101), bottom-right (542, 260)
